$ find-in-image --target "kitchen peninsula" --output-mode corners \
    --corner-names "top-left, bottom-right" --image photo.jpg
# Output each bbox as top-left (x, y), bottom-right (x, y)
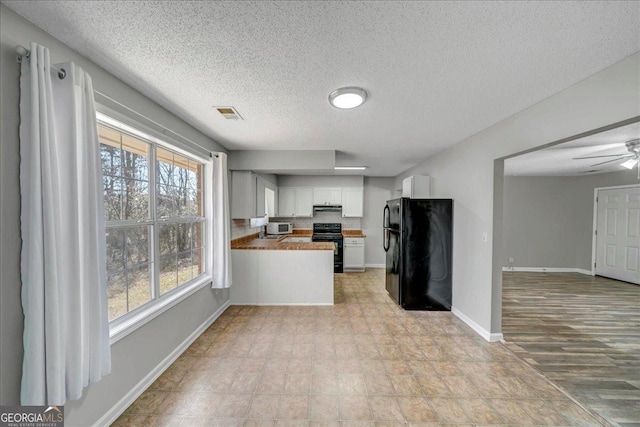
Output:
top-left (230, 232), bottom-right (335, 305)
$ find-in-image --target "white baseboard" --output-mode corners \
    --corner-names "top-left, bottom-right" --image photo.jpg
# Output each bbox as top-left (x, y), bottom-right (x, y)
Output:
top-left (230, 303), bottom-right (333, 306)
top-left (451, 307), bottom-right (503, 342)
top-left (94, 300), bottom-right (231, 427)
top-left (502, 267), bottom-right (593, 275)
top-left (365, 263), bottom-right (385, 268)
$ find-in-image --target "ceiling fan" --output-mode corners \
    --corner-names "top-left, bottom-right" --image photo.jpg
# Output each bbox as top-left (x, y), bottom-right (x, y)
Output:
top-left (573, 138), bottom-right (640, 179)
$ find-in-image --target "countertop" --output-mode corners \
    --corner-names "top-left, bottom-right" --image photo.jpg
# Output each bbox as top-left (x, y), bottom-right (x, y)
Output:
top-left (230, 229), bottom-right (366, 250)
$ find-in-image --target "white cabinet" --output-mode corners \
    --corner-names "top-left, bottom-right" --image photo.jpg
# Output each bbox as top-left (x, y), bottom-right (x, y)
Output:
top-left (344, 237), bottom-right (365, 271)
top-left (278, 187), bottom-right (313, 217)
top-left (402, 175), bottom-right (430, 198)
top-left (342, 187), bottom-right (364, 217)
top-left (313, 188), bottom-right (342, 205)
top-left (232, 171), bottom-right (277, 219)
top-left (278, 188), bottom-right (296, 217)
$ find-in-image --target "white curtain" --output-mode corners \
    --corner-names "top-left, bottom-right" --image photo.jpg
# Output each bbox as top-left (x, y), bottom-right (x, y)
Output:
top-left (20, 42), bottom-right (111, 405)
top-left (211, 152), bottom-right (232, 288)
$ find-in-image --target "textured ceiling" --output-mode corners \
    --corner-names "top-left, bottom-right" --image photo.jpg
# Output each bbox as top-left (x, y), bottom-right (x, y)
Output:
top-left (4, 1), bottom-right (640, 176)
top-left (505, 121), bottom-right (640, 176)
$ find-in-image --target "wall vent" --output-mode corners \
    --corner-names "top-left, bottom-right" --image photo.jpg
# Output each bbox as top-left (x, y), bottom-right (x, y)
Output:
top-left (214, 106), bottom-right (243, 120)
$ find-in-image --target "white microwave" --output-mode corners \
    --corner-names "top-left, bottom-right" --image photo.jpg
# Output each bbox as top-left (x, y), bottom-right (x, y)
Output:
top-left (267, 222), bottom-right (293, 235)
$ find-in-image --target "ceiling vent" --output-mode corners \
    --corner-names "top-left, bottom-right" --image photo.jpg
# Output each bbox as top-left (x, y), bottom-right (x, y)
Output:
top-left (214, 106), bottom-right (243, 120)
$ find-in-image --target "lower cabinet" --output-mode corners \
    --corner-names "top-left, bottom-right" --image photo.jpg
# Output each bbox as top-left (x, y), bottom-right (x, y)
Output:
top-left (344, 238), bottom-right (365, 271)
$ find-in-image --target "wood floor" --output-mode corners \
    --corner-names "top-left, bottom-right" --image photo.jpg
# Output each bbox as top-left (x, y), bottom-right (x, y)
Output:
top-left (502, 272), bottom-right (640, 427)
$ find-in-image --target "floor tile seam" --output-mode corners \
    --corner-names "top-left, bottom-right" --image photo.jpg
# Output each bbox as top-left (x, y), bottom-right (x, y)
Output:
top-left (499, 338), bottom-right (615, 427)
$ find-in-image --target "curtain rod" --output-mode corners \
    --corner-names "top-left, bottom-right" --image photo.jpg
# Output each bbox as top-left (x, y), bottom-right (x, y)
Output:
top-left (16, 45), bottom-right (66, 79)
top-left (16, 45), bottom-right (221, 159)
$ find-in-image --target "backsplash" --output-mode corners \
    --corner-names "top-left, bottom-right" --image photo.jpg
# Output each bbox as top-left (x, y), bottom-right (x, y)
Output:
top-left (231, 212), bottom-right (361, 239)
top-left (271, 211), bottom-right (361, 230)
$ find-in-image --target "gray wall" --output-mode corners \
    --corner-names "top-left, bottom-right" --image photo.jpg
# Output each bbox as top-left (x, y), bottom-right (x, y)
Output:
top-left (0, 6), bottom-right (230, 425)
top-left (394, 54), bottom-right (640, 336)
top-left (277, 175), bottom-right (364, 188)
top-left (363, 177), bottom-right (393, 266)
top-left (503, 171), bottom-right (638, 270)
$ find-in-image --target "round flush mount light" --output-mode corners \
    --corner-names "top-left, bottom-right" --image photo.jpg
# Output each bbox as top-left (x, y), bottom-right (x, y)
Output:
top-left (329, 87), bottom-right (368, 109)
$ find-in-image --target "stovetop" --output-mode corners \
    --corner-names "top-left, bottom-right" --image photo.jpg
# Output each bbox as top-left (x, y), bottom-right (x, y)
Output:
top-left (313, 223), bottom-right (342, 234)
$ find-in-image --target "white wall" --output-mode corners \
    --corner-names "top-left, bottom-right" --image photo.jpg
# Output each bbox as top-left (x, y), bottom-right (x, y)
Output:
top-left (503, 171), bottom-right (638, 271)
top-left (394, 54), bottom-right (640, 337)
top-left (0, 5), bottom-right (230, 425)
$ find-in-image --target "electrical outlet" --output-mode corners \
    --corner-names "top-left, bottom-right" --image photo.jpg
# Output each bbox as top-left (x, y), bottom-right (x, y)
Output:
top-left (482, 232), bottom-right (488, 242)
top-left (508, 257), bottom-right (515, 263)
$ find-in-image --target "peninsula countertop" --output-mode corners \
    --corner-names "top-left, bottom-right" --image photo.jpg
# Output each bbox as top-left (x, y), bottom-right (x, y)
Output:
top-left (231, 233), bottom-right (333, 250)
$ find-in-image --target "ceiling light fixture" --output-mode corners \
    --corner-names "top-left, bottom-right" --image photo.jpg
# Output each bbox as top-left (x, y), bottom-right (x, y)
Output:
top-left (329, 87), bottom-right (367, 109)
top-left (335, 166), bottom-right (367, 170)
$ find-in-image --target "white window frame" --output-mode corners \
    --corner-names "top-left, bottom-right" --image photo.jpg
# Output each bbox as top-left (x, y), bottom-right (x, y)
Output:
top-left (97, 112), bottom-right (214, 344)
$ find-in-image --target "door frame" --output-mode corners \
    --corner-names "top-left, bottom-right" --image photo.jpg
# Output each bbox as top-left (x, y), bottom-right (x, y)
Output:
top-left (591, 183), bottom-right (640, 276)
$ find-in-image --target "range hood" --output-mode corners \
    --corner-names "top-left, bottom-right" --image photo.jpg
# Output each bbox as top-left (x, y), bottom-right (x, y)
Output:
top-left (313, 205), bottom-right (342, 213)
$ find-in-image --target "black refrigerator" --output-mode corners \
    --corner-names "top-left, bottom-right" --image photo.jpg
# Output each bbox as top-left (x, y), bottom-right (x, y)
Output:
top-left (383, 198), bottom-right (453, 310)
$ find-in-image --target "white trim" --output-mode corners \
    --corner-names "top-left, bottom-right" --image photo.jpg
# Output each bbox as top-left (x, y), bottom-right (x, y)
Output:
top-left (95, 300), bottom-right (230, 427)
top-left (110, 276), bottom-right (212, 344)
top-left (365, 263), bottom-right (385, 268)
top-left (451, 307), bottom-right (503, 342)
top-left (501, 267), bottom-right (593, 275)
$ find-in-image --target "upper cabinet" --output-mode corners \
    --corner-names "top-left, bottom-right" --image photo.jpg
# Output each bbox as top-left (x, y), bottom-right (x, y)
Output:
top-left (231, 171), bottom-right (277, 219)
top-left (342, 187), bottom-right (364, 217)
top-left (278, 187), bottom-right (313, 217)
top-left (313, 188), bottom-right (342, 205)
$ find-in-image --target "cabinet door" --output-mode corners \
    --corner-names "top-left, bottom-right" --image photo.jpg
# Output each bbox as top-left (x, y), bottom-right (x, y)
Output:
top-left (256, 176), bottom-right (267, 217)
top-left (295, 188), bottom-right (313, 217)
top-left (328, 188), bottom-right (342, 205)
top-left (231, 171), bottom-right (256, 219)
top-left (278, 188), bottom-right (296, 217)
top-left (342, 187), bottom-right (364, 217)
top-left (313, 188), bottom-right (329, 205)
top-left (344, 240), bottom-right (365, 270)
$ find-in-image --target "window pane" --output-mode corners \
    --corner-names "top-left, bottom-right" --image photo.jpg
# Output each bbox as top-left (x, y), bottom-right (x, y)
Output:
top-left (159, 224), bottom-right (176, 256)
top-left (177, 250), bottom-right (193, 285)
top-left (176, 185), bottom-right (189, 217)
top-left (126, 226), bottom-right (149, 266)
top-left (192, 222), bottom-right (203, 249)
top-left (107, 273), bottom-right (126, 321)
top-left (100, 144), bottom-right (122, 178)
top-left (176, 222), bottom-right (191, 253)
top-left (103, 176), bottom-right (122, 221)
top-left (122, 178), bottom-right (149, 220)
top-left (156, 148), bottom-right (174, 187)
top-left (192, 248), bottom-right (203, 277)
top-left (106, 228), bottom-right (125, 273)
top-left (160, 255), bottom-right (177, 294)
top-left (157, 184), bottom-right (176, 218)
top-left (127, 264), bottom-right (151, 312)
top-left (121, 134), bottom-right (149, 181)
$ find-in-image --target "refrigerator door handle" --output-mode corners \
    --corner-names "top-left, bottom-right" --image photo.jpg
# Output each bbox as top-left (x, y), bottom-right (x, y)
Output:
top-left (383, 205), bottom-right (390, 229)
top-left (383, 228), bottom-right (390, 252)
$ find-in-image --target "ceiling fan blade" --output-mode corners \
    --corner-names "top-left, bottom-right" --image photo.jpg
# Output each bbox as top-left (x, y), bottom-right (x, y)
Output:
top-left (591, 155), bottom-right (633, 166)
top-left (573, 154), bottom-right (628, 160)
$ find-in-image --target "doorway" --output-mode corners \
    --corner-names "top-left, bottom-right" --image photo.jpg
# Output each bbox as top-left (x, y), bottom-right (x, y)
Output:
top-left (594, 185), bottom-right (640, 284)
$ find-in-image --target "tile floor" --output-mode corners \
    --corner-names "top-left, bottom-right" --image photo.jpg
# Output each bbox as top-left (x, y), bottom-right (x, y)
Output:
top-left (113, 269), bottom-right (603, 426)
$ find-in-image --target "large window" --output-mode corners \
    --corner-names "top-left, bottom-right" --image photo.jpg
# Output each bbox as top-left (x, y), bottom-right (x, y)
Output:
top-left (99, 117), bottom-right (207, 323)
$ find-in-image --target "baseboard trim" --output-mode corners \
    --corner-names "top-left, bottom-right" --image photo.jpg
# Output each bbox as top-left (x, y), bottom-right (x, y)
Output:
top-left (502, 267), bottom-right (593, 276)
top-left (94, 300), bottom-right (231, 427)
top-left (365, 264), bottom-right (385, 268)
top-left (451, 307), bottom-right (503, 342)
top-left (230, 303), bottom-right (333, 306)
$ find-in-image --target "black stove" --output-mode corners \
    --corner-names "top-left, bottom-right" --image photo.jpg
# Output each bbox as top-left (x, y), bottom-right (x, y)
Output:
top-left (312, 223), bottom-right (343, 273)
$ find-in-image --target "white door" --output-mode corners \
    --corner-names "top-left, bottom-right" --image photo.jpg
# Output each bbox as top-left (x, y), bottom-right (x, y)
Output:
top-left (595, 186), bottom-right (640, 284)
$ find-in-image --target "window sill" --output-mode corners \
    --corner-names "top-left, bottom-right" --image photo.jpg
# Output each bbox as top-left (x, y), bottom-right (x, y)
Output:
top-left (109, 275), bottom-right (213, 345)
